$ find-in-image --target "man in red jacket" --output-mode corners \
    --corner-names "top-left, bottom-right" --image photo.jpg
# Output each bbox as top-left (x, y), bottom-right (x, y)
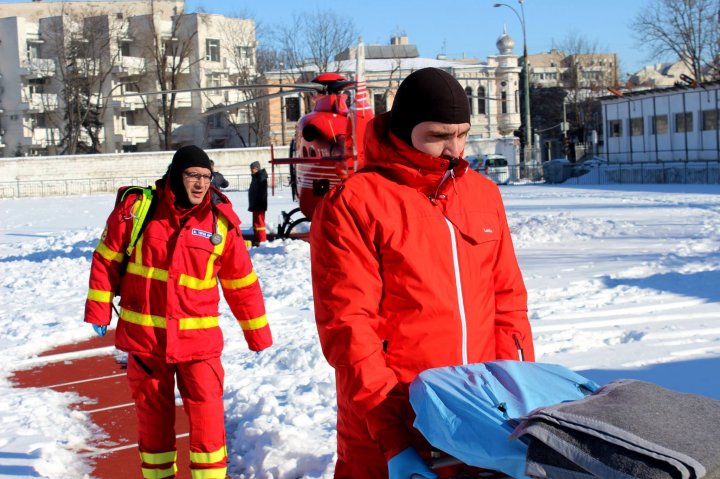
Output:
top-left (310, 68), bottom-right (535, 479)
top-left (85, 145), bottom-right (272, 479)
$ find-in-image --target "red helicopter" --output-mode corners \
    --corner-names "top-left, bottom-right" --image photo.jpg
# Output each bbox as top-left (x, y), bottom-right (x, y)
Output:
top-left (269, 66), bottom-right (374, 237)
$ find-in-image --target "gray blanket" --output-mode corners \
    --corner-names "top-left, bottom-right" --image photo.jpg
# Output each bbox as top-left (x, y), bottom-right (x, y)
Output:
top-left (510, 379), bottom-right (720, 479)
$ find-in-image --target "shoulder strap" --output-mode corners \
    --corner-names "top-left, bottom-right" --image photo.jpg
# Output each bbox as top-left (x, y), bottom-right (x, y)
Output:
top-left (120, 186), bottom-right (157, 256)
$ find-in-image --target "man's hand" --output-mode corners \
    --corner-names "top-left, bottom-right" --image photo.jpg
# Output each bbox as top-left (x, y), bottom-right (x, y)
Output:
top-left (387, 447), bottom-right (437, 479)
top-left (92, 324), bottom-right (107, 337)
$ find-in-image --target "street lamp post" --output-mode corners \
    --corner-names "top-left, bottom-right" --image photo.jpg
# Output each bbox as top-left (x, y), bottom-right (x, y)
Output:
top-left (494, 1), bottom-right (531, 168)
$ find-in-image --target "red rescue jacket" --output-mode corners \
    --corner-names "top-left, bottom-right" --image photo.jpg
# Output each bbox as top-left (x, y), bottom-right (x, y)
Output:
top-left (311, 113), bottom-right (534, 470)
top-left (85, 180), bottom-right (272, 362)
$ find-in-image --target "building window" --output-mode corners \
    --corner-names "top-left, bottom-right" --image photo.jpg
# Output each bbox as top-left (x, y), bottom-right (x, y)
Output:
top-left (373, 93), bottom-right (386, 114)
top-left (285, 97), bottom-right (300, 121)
top-left (675, 112), bottom-right (693, 133)
top-left (28, 77), bottom-right (46, 94)
top-left (465, 87), bottom-right (474, 115)
top-left (235, 46), bottom-right (254, 65)
top-left (208, 112), bottom-right (223, 128)
top-left (120, 41), bottom-right (131, 57)
top-left (477, 86), bottom-right (486, 115)
top-left (609, 119), bottom-right (622, 137)
top-left (630, 117), bottom-right (643, 136)
top-left (702, 110), bottom-right (718, 131)
top-left (651, 115), bottom-right (668, 134)
top-left (501, 91), bottom-right (507, 114)
top-left (26, 42), bottom-right (41, 60)
top-left (206, 39), bottom-right (220, 62)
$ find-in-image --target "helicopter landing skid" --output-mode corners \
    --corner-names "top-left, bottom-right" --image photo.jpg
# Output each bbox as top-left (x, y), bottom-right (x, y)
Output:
top-left (277, 207), bottom-right (310, 239)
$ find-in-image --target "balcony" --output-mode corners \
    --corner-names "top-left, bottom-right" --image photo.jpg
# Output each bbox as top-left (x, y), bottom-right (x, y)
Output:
top-left (27, 127), bottom-right (61, 148)
top-left (19, 58), bottom-right (56, 77)
top-left (165, 56), bottom-right (189, 74)
top-left (20, 92), bottom-right (59, 112)
top-left (172, 91), bottom-right (192, 108)
top-left (115, 56), bottom-right (146, 76)
top-left (120, 95), bottom-right (147, 111)
top-left (122, 124), bottom-right (150, 144)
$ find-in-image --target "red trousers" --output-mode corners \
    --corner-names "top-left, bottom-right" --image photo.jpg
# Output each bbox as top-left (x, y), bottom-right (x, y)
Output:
top-left (127, 355), bottom-right (227, 479)
top-left (252, 211), bottom-right (267, 243)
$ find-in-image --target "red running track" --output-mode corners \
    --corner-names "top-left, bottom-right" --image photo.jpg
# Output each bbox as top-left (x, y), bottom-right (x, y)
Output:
top-left (10, 330), bottom-right (192, 479)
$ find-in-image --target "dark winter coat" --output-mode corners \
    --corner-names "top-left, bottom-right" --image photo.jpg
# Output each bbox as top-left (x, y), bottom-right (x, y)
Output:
top-left (248, 168), bottom-right (268, 212)
top-left (211, 171), bottom-right (229, 189)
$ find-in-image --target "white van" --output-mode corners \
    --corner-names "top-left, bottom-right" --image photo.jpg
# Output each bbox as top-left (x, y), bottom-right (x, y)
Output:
top-left (480, 154), bottom-right (510, 185)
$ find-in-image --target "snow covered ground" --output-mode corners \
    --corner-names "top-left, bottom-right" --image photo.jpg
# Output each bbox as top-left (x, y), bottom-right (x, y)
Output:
top-left (1, 183), bottom-right (719, 478)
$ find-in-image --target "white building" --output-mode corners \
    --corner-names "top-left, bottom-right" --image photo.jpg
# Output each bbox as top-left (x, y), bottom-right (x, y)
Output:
top-left (0, 0), bottom-right (257, 157)
top-left (601, 81), bottom-right (720, 163)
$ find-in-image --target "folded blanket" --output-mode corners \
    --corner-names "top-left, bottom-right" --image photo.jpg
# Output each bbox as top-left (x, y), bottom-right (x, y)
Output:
top-left (511, 380), bottom-right (720, 479)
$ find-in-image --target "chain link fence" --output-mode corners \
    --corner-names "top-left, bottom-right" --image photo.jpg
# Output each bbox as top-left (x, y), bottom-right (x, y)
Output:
top-left (0, 173), bottom-right (292, 199)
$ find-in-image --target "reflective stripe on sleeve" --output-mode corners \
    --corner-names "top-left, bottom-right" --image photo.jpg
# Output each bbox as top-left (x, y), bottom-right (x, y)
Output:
top-left (87, 288), bottom-right (113, 303)
top-left (220, 271), bottom-right (258, 290)
top-left (238, 314), bottom-right (268, 331)
top-left (95, 241), bottom-right (124, 263)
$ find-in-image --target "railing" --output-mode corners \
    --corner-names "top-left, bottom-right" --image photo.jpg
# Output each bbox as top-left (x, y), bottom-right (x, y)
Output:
top-left (0, 173), bottom-right (291, 199)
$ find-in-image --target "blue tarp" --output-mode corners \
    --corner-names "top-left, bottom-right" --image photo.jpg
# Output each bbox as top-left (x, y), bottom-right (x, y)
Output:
top-left (409, 361), bottom-right (600, 479)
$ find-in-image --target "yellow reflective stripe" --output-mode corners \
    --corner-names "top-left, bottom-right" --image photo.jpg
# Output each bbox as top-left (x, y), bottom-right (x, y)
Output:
top-left (87, 288), bottom-right (113, 303)
top-left (220, 271), bottom-right (258, 290)
top-left (178, 215), bottom-right (229, 291)
top-left (120, 309), bottom-right (167, 328)
top-left (127, 261), bottom-right (168, 282)
top-left (254, 227), bottom-right (266, 231)
top-left (141, 464), bottom-right (177, 479)
top-left (140, 450), bottom-right (177, 465)
top-left (96, 241), bottom-right (124, 263)
top-left (191, 467), bottom-right (227, 479)
top-left (238, 314), bottom-right (268, 331)
top-left (178, 274), bottom-right (217, 290)
top-left (134, 234), bottom-right (144, 265)
top-left (189, 445), bottom-right (227, 464)
top-left (179, 316), bottom-right (219, 330)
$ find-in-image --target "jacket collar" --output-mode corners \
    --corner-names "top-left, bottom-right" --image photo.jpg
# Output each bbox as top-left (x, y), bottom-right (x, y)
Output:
top-left (363, 113), bottom-right (469, 196)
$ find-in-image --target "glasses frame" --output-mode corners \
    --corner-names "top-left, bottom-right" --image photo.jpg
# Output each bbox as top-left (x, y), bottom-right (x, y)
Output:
top-left (183, 171), bottom-right (213, 183)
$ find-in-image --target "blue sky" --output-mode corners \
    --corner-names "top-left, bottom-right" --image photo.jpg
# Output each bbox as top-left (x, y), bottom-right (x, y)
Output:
top-left (186, 0), bottom-right (656, 77)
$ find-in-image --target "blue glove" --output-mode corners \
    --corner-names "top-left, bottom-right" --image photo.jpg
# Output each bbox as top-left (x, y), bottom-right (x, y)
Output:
top-left (92, 324), bottom-right (107, 337)
top-left (387, 447), bottom-right (437, 479)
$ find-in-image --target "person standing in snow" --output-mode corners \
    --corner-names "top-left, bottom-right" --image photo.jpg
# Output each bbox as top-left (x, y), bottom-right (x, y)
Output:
top-left (310, 68), bottom-right (535, 479)
top-left (84, 145), bottom-right (272, 479)
top-left (248, 160), bottom-right (268, 244)
top-left (210, 159), bottom-right (230, 190)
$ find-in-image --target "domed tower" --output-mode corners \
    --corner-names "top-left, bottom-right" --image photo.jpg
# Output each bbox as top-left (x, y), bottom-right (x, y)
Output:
top-left (493, 26), bottom-right (521, 136)
top-left (496, 26), bottom-right (515, 56)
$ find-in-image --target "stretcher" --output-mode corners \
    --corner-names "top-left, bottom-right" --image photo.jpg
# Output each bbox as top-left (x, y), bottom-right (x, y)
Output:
top-left (409, 361), bottom-right (720, 479)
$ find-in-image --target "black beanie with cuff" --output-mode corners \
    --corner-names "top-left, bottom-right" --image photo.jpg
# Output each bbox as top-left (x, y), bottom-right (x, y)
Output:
top-left (390, 67), bottom-right (471, 147)
top-left (167, 145), bottom-right (212, 207)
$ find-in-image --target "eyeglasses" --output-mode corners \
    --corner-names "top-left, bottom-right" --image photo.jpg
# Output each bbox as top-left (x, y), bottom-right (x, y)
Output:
top-left (183, 171), bottom-right (213, 183)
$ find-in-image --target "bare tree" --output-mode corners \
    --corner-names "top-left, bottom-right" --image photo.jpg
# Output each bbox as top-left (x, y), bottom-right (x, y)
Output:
top-left (41, 6), bottom-right (124, 154)
top-left (632, 0), bottom-right (720, 82)
top-left (275, 10), bottom-right (357, 74)
top-left (132, 0), bottom-right (200, 150)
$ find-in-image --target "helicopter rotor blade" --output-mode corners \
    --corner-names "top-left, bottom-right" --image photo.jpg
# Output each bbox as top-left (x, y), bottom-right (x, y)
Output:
top-left (107, 82), bottom-right (326, 100)
top-left (197, 89), bottom-right (299, 118)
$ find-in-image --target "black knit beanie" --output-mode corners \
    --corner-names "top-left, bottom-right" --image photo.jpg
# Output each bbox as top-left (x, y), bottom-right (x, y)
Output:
top-left (167, 145), bottom-right (212, 207)
top-left (390, 67), bottom-right (471, 147)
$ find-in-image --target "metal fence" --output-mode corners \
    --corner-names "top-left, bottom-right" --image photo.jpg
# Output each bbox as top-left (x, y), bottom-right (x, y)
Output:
top-left (0, 173), bottom-right (292, 199)
top-left (542, 160), bottom-right (720, 185)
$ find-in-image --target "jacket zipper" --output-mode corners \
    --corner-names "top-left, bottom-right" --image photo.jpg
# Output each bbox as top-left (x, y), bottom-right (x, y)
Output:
top-left (444, 217), bottom-right (468, 365)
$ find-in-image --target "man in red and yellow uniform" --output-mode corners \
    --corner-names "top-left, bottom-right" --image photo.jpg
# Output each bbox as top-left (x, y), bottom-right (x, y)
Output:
top-left (310, 68), bottom-right (535, 479)
top-left (85, 145), bottom-right (272, 479)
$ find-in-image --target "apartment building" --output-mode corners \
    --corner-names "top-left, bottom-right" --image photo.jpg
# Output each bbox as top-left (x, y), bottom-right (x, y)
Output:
top-left (0, 0), bottom-right (257, 157)
top-left (527, 49), bottom-right (619, 95)
top-left (262, 32), bottom-right (522, 148)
